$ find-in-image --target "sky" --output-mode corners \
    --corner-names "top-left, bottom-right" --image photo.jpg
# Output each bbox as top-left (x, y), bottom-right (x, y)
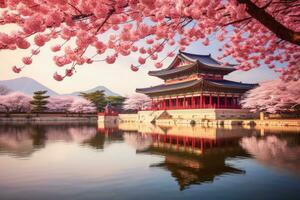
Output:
top-left (0, 25), bottom-right (279, 96)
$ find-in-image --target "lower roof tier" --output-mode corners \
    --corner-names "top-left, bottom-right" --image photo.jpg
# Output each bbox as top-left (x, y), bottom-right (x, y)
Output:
top-left (136, 79), bottom-right (258, 96)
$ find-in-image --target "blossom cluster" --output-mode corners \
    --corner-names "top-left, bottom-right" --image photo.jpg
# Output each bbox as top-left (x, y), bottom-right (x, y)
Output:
top-left (0, 0), bottom-right (299, 81)
top-left (123, 93), bottom-right (151, 110)
top-left (241, 79), bottom-right (300, 113)
top-left (0, 92), bottom-right (96, 113)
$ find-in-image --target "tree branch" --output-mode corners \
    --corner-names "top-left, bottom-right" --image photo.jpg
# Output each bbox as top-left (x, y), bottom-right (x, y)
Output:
top-left (223, 17), bottom-right (252, 26)
top-left (237, 0), bottom-right (300, 46)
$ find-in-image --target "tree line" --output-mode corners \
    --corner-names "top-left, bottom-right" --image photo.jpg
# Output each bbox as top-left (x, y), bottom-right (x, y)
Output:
top-left (0, 85), bottom-right (125, 114)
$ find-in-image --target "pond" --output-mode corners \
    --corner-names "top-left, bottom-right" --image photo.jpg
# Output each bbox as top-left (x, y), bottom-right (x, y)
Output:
top-left (0, 122), bottom-right (299, 200)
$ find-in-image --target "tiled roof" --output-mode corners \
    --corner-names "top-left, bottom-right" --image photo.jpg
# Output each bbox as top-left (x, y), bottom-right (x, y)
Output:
top-left (136, 79), bottom-right (257, 94)
top-left (180, 51), bottom-right (222, 66)
top-left (136, 79), bottom-right (201, 94)
top-left (209, 80), bottom-right (258, 90)
top-left (148, 52), bottom-right (236, 77)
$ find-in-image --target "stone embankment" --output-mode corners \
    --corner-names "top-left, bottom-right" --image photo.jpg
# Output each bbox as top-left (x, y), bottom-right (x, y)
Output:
top-left (0, 113), bottom-right (97, 123)
top-left (117, 113), bottom-right (300, 127)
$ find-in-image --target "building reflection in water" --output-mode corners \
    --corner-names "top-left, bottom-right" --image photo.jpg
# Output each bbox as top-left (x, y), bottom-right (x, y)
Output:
top-left (132, 125), bottom-right (252, 190)
top-left (0, 122), bottom-right (300, 191)
top-left (118, 123), bottom-right (300, 190)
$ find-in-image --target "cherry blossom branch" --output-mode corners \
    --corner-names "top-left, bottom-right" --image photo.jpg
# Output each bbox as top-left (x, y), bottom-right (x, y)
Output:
top-left (237, 0), bottom-right (300, 45)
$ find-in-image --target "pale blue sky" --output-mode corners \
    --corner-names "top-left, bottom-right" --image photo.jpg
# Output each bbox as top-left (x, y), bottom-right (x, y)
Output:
top-left (0, 25), bottom-right (278, 96)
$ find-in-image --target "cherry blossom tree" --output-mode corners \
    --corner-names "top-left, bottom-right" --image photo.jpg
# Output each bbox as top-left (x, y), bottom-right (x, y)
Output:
top-left (0, 92), bottom-right (32, 113)
top-left (68, 98), bottom-right (97, 113)
top-left (0, 0), bottom-right (299, 81)
top-left (0, 84), bottom-right (10, 95)
top-left (47, 96), bottom-right (75, 112)
top-left (123, 93), bottom-right (151, 111)
top-left (241, 79), bottom-right (300, 113)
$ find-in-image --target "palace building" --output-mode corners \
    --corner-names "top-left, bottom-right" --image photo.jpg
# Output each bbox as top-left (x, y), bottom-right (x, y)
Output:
top-left (135, 51), bottom-right (258, 121)
top-left (137, 51), bottom-right (257, 110)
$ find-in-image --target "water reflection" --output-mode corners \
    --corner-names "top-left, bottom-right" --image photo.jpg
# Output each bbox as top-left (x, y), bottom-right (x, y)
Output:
top-left (134, 126), bottom-right (251, 190)
top-left (241, 135), bottom-right (300, 175)
top-left (0, 122), bottom-right (299, 198)
top-left (0, 123), bottom-right (98, 157)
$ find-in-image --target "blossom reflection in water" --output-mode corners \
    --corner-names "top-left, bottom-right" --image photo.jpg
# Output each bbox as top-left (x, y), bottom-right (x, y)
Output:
top-left (240, 136), bottom-right (300, 175)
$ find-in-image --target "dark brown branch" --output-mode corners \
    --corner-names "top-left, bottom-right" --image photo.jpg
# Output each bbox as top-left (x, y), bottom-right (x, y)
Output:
top-left (67, 3), bottom-right (83, 15)
top-left (237, 0), bottom-right (300, 46)
top-left (96, 10), bottom-right (115, 33)
top-left (223, 17), bottom-right (252, 26)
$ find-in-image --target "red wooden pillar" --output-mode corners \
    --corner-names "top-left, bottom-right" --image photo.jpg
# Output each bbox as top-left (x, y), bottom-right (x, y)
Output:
top-left (203, 94), bottom-right (206, 108)
top-left (225, 94), bottom-right (228, 108)
top-left (232, 96), bottom-right (235, 108)
top-left (151, 98), bottom-right (153, 109)
top-left (158, 100), bottom-right (161, 109)
top-left (166, 98), bottom-right (168, 109)
top-left (159, 99), bottom-right (161, 110)
top-left (217, 94), bottom-right (220, 109)
top-left (183, 96), bottom-right (186, 109)
top-left (200, 93), bottom-right (203, 109)
top-left (200, 138), bottom-right (204, 153)
top-left (209, 94), bottom-right (212, 108)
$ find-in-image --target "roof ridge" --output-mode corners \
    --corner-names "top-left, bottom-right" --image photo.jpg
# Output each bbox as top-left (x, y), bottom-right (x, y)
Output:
top-left (179, 50), bottom-right (211, 57)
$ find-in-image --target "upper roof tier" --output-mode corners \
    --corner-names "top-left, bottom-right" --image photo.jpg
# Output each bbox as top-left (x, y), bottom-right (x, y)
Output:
top-left (149, 51), bottom-right (237, 79)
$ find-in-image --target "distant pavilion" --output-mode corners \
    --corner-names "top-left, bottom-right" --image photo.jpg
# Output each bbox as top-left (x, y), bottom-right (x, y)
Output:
top-left (136, 51), bottom-right (257, 110)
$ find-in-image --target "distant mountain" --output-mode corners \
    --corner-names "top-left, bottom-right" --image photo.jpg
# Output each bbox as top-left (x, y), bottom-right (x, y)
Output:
top-left (68, 86), bottom-right (120, 97)
top-left (0, 77), bottom-right (58, 96)
top-left (0, 77), bottom-right (120, 97)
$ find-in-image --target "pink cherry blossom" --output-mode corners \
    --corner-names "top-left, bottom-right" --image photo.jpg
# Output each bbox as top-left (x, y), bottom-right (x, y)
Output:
top-left (242, 78), bottom-right (300, 113)
top-left (131, 65), bottom-right (139, 72)
top-left (0, 0), bottom-right (298, 82)
top-left (0, 92), bottom-right (31, 113)
top-left (123, 93), bottom-right (151, 110)
top-left (68, 98), bottom-right (96, 113)
top-left (34, 34), bottom-right (47, 47)
top-left (22, 57), bottom-right (32, 65)
top-left (155, 62), bottom-right (163, 68)
top-left (138, 57), bottom-right (146, 64)
top-left (105, 55), bottom-right (116, 64)
top-left (12, 66), bottom-right (21, 73)
top-left (51, 45), bottom-right (61, 52)
top-left (53, 72), bottom-right (64, 81)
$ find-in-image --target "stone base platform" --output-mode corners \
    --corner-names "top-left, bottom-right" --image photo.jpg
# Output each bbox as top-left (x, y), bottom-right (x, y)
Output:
top-left (100, 109), bottom-right (257, 125)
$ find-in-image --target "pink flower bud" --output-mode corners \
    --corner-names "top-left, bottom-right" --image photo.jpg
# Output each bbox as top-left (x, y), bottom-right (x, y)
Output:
top-left (12, 66), bottom-right (21, 73)
top-left (22, 57), bottom-right (32, 65)
top-left (131, 64), bottom-right (139, 72)
top-left (53, 72), bottom-right (64, 81)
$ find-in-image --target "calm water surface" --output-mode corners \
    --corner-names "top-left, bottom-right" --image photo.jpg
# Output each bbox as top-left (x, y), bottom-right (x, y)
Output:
top-left (0, 123), bottom-right (300, 200)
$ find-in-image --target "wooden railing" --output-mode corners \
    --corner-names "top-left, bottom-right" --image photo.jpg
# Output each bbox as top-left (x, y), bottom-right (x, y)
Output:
top-left (141, 104), bottom-right (241, 111)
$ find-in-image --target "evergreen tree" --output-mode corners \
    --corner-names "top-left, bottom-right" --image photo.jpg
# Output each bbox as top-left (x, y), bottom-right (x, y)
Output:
top-left (30, 91), bottom-right (49, 113)
top-left (106, 96), bottom-right (125, 107)
top-left (80, 90), bottom-right (106, 112)
top-left (80, 90), bottom-right (125, 112)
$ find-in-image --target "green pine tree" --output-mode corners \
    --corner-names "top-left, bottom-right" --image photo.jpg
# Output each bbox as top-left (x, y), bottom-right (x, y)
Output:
top-left (30, 91), bottom-right (49, 113)
top-left (80, 90), bottom-right (106, 112)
